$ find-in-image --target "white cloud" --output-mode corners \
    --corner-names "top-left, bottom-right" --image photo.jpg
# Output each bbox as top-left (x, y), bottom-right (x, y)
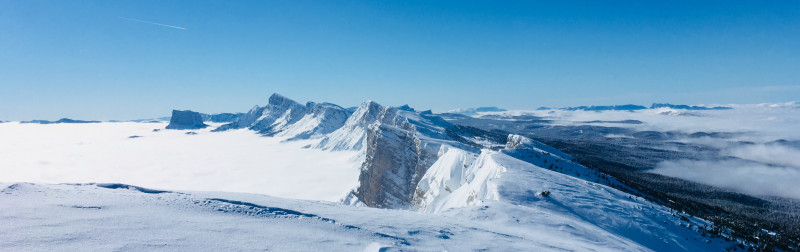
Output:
top-left (0, 122), bottom-right (361, 201)
top-left (502, 104), bottom-right (800, 199)
top-left (724, 144), bottom-right (800, 168)
top-left (652, 159), bottom-right (800, 199)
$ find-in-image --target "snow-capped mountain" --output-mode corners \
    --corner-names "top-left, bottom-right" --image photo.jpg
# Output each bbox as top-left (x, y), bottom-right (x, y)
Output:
top-left (0, 93), bottom-right (761, 250)
top-left (213, 94), bottom-right (350, 140)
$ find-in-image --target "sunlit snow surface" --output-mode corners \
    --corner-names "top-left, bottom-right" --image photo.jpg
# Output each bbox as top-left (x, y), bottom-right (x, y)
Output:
top-left (0, 122), bottom-right (361, 201)
top-left (0, 149), bottom-right (734, 251)
top-left (0, 121), bottom-right (736, 250)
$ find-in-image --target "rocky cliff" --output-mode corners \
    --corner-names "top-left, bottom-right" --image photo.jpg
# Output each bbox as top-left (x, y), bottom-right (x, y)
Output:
top-left (165, 110), bottom-right (208, 130)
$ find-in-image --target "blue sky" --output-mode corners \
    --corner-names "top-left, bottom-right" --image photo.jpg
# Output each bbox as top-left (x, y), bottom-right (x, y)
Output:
top-left (1, 1), bottom-right (798, 120)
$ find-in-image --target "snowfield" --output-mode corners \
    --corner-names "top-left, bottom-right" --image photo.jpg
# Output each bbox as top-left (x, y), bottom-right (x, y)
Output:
top-left (0, 122), bottom-right (361, 201)
top-left (0, 174), bottom-right (730, 251)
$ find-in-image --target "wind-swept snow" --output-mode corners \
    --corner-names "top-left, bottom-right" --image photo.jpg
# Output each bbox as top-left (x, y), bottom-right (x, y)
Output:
top-left (412, 148), bottom-right (733, 251)
top-left (0, 183), bottom-right (650, 251)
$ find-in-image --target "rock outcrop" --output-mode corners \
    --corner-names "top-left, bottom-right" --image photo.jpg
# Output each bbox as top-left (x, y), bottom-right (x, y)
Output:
top-left (165, 110), bottom-right (208, 130)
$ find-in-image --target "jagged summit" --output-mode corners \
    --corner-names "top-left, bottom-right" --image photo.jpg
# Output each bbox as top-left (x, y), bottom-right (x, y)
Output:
top-left (212, 93), bottom-right (350, 140)
top-left (267, 93), bottom-right (300, 110)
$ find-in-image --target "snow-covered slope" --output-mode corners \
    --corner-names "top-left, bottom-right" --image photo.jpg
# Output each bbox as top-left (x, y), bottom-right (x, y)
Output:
top-left (276, 102), bottom-right (351, 140)
top-left (315, 100), bottom-right (391, 151)
top-left (2, 182), bottom-right (733, 251)
top-left (503, 134), bottom-right (632, 191)
top-left (411, 147), bottom-right (734, 251)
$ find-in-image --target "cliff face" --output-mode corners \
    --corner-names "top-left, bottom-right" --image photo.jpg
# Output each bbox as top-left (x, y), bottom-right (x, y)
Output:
top-left (319, 100), bottom-right (463, 208)
top-left (355, 123), bottom-right (421, 208)
top-left (165, 110), bottom-right (208, 130)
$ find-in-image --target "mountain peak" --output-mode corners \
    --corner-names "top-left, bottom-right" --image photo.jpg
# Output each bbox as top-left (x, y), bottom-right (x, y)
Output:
top-left (268, 93), bottom-right (299, 106)
top-left (397, 104), bottom-right (415, 112)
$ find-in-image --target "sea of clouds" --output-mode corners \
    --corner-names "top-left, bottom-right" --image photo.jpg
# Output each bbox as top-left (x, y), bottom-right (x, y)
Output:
top-left (504, 102), bottom-right (800, 199)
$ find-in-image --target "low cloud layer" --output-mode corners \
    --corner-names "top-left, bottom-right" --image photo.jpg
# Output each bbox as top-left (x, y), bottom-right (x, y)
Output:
top-left (652, 158), bottom-right (800, 199)
top-left (724, 144), bottom-right (800, 168)
top-left (499, 103), bottom-right (800, 199)
top-left (653, 142), bottom-right (800, 199)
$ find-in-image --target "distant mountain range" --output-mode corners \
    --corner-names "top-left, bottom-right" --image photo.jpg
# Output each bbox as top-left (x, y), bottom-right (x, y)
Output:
top-left (447, 107), bottom-right (507, 116)
top-left (20, 118), bottom-right (101, 124)
top-left (450, 103), bottom-right (732, 115)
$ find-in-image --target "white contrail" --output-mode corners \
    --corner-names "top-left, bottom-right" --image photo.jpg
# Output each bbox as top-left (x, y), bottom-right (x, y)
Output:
top-left (118, 17), bottom-right (186, 30)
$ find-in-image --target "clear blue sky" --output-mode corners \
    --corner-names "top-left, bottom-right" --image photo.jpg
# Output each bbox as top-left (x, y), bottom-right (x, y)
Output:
top-left (1, 1), bottom-right (799, 120)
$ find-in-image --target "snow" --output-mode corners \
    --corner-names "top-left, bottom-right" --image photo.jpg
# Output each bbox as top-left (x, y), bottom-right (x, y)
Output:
top-left (413, 148), bottom-right (734, 251)
top-left (316, 101), bottom-right (382, 151)
top-left (414, 147), bottom-right (504, 214)
top-left (0, 122), bottom-right (361, 201)
top-left (0, 155), bottom-right (734, 251)
top-left (0, 182), bottom-right (646, 251)
top-left (0, 96), bottom-right (749, 250)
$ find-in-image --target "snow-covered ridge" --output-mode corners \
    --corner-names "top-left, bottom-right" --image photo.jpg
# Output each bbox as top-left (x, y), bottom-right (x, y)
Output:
top-left (1, 181), bottom-right (737, 251)
top-left (212, 94), bottom-right (350, 140)
top-left (412, 146), bottom-right (504, 213)
top-left (413, 134), bottom-right (632, 214)
top-left (409, 143), bottom-right (736, 250)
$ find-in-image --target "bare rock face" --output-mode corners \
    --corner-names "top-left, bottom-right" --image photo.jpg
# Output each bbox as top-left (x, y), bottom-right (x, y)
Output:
top-left (165, 110), bottom-right (208, 130)
top-left (333, 101), bottom-right (461, 208)
top-left (356, 123), bottom-right (421, 208)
